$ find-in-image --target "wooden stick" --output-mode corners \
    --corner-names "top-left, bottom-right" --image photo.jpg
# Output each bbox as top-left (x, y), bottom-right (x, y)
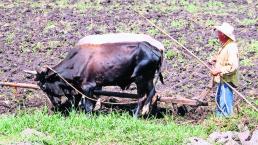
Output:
top-left (93, 90), bottom-right (139, 98)
top-left (0, 82), bottom-right (40, 89)
top-left (159, 96), bottom-right (208, 106)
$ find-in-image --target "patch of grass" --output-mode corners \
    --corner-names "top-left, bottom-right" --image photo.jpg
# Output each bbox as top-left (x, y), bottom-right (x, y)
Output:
top-left (43, 21), bottom-right (56, 33)
top-left (207, 38), bottom-right (220, 47)
top-left (74, 1), bottom-right (91, 12)
top-left (171, 19), bottom-right (186, 29)
top-left (179, 0), bottom-right (190, 6)
top-left (162, 39), bottom-right (173, 49)
top-left (147, 28), bottom-right (159, 36)
top-left (5, 32), bottom-right (15, 45)
top-left (0, 2), bottom-right (5, 8)
top-left (48, 41), bottom-right (60, 49)
top-left (30, 1), bottom-right (44, 8)
top-left (0, 104), bottom-right (257, 145)
top-left (205, 19), bottom-right (216, 27)
top-left (178, 37), bottom-right (187, 46)
top-left (185, 4), bottom-right (199, 13)
top-left (165, 50), bottom-right (177, 60)
top-left (20, 41), bottom-right (31, 53)
top-left (32, 42), bottom-right (44, 52)
top-left (55, 0), bottom-right (69, 9)
top-left (205, 1), bottom-right (224, 9)
top-left (240, 58), bottom-right (253, 66)
top-left (240, 18), bottom-right (257, 26)
top-left (248, 40), bottom-right (258, 54)
top-left (0, 109), bottom-right (208, 145)
top-left (74, 1), bottom-right (103, 12)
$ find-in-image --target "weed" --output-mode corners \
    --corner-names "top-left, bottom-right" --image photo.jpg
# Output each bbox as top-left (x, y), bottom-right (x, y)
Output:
top-left (171, 19), bottom-right (186, 29)
top-left (178, 37), bottom-right (187, 46)
top-left (74, 1), bottom-right (103, 12)
top-left (240, 58), bottom-right (253, 66)
top-left (205, 20), bottom-right (216, 27)
top-left (206, 1), bottom-right (224, 8)
top-left (207, 38), bottom-right (220, 47)
top-left (74, 1), bottom-right (90, 12)
top-left (48, 41), bottom-right (60, 49)
top-left (185, 4), bottom-right (199, 13)
top-left (162, 39), bottom-right (173, 48)
top-left (248, 40), bottom-right (258, 54)
top-left (20, 42), bottom-right (30, 53)
top-left (177, 53), bottom-right (186, 63)
top-left (30, 1), bottom-right (44, 8)
top-left (32, 42), bottom-right (44, 52)
top-left (147, 28), bottom-right (159, 36)
top-left (240, 18), bottom-right (257, 26)
top-left (5, 32), bottom-right (15, 45)
top-left (44, 21), bottom-right (56, 33)
top-left (55, 0), bottom-right (69, 9)
top-left (165, 50), bottom-right (177, 60)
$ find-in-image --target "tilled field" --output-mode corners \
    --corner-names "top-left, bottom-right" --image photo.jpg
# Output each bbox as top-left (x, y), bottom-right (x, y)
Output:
top-left (0, 1), bottom-right (257, 116)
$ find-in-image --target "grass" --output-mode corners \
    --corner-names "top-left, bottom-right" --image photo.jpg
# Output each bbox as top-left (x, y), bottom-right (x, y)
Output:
top-left (240, 58), bottom-right (253, 66)
top-left (0, 109), bottom-right (207, 145)
top-left (32, 42), bottom-right (44, 52)
top-left (5, 32), bottom-right (15, 45)
top-left (147, 28), bottom-right (159, 36)
top-left (171, 19), bottom-right (186, 29)
top-left (185, 4), bottom-right (199, 13)
top-left (55, 0), bottom-right (69, 9)
top-left (248, 40), bottom-right (258, 55)
top-left (0, 105), bottom-right (257, 145)
top-left (165, 50), bottom-right (177, 60)
top-left (239, 18), bottom-right (258, 26)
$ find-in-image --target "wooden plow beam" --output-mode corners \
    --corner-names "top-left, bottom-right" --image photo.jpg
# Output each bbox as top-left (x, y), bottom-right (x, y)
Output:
top-left (0, 82), bottom-right (208, 107)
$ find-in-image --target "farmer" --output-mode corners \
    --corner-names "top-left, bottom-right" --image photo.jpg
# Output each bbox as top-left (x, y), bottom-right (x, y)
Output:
top-left (209, 22), bottom-right (239, 117)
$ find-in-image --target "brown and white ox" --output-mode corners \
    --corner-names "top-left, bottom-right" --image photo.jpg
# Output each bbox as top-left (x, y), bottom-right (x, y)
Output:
top-left (35, 33), bottom-right (164, 117)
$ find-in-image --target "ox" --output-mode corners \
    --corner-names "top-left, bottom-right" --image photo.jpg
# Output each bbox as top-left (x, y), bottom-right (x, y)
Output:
top-left (35, 33), bottom-right (164, 117)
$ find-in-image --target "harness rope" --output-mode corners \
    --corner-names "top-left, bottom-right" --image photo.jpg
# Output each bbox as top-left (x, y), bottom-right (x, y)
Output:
top-left (133, 9), bottom-right (258, 112)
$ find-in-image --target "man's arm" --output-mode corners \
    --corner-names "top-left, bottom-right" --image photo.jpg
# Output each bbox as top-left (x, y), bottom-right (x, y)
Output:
top-left (220, 44), bottom-right (239, 76)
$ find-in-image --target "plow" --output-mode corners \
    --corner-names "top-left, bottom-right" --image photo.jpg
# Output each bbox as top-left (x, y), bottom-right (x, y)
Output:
top-left (0, 81), bottom-right (208, 113)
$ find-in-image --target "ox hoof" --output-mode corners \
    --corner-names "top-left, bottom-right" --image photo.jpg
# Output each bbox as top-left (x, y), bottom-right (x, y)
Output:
top-left (81, 98), bottom-right (94, 113)
top-left (141, 104), bottom-right (150, 116)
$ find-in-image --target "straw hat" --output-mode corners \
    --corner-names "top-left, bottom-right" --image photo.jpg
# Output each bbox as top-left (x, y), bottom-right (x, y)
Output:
top-left (215, 22), bottom-right (236, 41)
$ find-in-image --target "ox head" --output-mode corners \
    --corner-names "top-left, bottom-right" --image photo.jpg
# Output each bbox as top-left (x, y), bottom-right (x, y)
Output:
top-left (34, 67), bottom-right (73, 112)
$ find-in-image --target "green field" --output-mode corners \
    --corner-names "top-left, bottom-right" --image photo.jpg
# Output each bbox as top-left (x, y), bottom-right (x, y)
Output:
top-left (0, 106), bottom-right (257, 144)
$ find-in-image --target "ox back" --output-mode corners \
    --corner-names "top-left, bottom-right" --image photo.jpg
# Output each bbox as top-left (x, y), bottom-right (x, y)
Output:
top-left (36, 41), bottom-right (163, 116)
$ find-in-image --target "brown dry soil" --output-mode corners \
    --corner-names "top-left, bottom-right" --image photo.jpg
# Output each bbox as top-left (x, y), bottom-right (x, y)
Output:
top-left (0, 1), bottom-right (257, 119)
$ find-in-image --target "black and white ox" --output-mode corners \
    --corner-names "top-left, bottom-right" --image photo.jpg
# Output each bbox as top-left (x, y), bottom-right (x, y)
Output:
top-left (35, 33), bottom-right (164, 117)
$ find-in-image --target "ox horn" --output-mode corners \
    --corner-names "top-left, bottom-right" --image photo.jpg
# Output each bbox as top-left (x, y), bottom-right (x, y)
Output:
top-left (23, 70), bottom-right (37, 75)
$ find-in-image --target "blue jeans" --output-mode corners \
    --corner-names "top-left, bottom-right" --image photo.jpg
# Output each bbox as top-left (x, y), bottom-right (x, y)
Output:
top-left (215, 83), bottom-right (234, 117)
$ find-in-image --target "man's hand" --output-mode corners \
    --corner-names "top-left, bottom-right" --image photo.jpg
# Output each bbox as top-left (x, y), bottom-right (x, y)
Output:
top-left (211, 67), bottom-right (221, 76)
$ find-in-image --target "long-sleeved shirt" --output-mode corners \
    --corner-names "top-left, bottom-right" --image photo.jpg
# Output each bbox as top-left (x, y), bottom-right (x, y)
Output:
top-left (214, 40), bottom-right (239, 86)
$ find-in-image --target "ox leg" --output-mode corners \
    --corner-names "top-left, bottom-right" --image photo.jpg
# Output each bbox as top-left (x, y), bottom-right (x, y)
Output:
top-left (81, 83), bottom-right (96, 113)
top-left (142, 80), bottom-right (156, 116)
top-left (81, 97), bottom-right (94, 113)
top-left (133, 77), bottom-right (147, 118)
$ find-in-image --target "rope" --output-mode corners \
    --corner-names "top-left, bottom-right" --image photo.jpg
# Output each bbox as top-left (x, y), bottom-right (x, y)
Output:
top-left (45, 66), bottom-right (145, 105)
top-left (133, 9), bottom-right (258, 112)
